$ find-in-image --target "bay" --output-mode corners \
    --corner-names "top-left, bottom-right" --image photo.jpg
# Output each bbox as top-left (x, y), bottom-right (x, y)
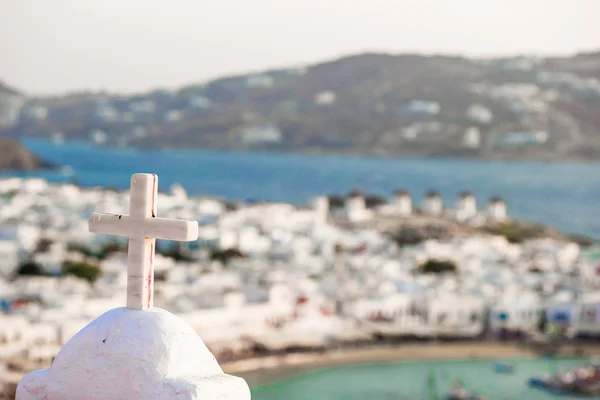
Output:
top-left (3, 139), bottom-right (600, 238)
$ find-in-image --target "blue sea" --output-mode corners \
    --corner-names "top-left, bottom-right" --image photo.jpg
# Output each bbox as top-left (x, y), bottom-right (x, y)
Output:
top-left (3, 139), bottom-right (600, 238)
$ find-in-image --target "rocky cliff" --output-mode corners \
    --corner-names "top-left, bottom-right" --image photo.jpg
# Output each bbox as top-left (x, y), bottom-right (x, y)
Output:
top-left (0, 138), bottom-right (54, 171)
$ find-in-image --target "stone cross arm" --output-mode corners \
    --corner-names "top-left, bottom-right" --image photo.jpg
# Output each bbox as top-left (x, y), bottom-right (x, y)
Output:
top-left (89, 213), bottom-right (198, 242)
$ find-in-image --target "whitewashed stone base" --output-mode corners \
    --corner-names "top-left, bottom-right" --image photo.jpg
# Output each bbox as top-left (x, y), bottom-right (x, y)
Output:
top-left (16, 308), bottom-right (250, 400)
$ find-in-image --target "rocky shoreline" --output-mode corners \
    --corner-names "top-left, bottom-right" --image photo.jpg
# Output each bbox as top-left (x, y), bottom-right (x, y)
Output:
top-left (0, 138), bottom-right (56, 172)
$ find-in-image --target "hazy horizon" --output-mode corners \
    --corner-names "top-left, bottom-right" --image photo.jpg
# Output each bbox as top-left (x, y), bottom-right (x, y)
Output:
top-left (1, 0), bottom-right (599, 96)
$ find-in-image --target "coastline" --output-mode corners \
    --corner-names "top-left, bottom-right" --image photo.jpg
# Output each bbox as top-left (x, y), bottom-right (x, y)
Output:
top-left (14, 136), bottom-right (600, 165)
top-left (223, 342), bottom-right (600, 387)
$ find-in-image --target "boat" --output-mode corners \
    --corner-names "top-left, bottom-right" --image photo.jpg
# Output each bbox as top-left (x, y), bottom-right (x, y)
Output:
top-left (528, 363), bottom-right (600, 396)
top-left (444, 380), bottom-right (489, 400)
top-left (493, 361), bottom-right (514, 374)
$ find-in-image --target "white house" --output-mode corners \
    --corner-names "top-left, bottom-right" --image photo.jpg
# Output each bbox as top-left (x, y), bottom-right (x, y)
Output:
top-left (0, 82), bottom-right (25, 127)
top-left (421, 190), bottom-right (443, 216)
top-left (0, 229), bottom-right (19, 277)
top-left (407, 100), bottom-right (440, 115)
top-left (312, 196), bottom-right (329, 225)
top-left (377, 190), bottom-right (412, 217)
top-left (391, 189), bottom-right (413, 216)
top-left (545, 299), bottom-right (576, 331)
top-left (455, 191), bottom-right (477, 222)
top-left (0, 314), bottom-right (30, 359)
top-left (426, 293), bottom-right (486, 337)
top-left (487, 196), bottom-right (508, 222)
top-left (573, 292), bottom-right (600, 337)
top-left (314, 91), bottom-right (336, 106)
top-left (463, 126), bottom-right (482, 149)
top-left (241, 124), bottom-right (282, 145)
top-left (489, 289), bottom-right (541, 335)
top-left (344, 190), bottom-right (372, 223)
top-left (466, 104), bottom-right (493, 124)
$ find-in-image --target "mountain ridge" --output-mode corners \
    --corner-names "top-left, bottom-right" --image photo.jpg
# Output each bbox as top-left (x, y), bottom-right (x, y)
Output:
top-left (2, 51), bottom-right (600, 162)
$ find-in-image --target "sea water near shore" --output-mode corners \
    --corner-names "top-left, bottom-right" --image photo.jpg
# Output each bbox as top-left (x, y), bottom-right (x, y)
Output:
top-left (3, 139), bottom-right (600, 238)
top-left (249, 357), bottom-right (589, 400)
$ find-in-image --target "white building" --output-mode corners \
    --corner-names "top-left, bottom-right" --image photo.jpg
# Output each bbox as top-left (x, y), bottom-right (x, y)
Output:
top-left (407, 100), bottom-right (440, 115)
top-left (377, 190), bottom-right (412, 217)
top-left (392, 189), bottom-right (412, 216)
top-left (245, 74), bottom-right (274, 88)
top-left (421, 190), bottom-right (443, 216)
top-left (241, 124), bottom-right (282, 144)
top-left (545, 298), bottom-right (575, 330)
top-left (427, 293), bottom-right (486, 337)
top-left (344, 190), bottom-right (372, 223)
top-left (487, 196), bottom-right (508, 222)
top-left (455, 191), bottom-right (477, 221)
top-left (312, 196), bottom-right (329, 225)
top-left (490, 290), bottom-right (541, 335)
top-left (314, 91), bottom-right (336, 106)
top-left (463, 126), bottom-right (481, 149)
top-left (573, 292), bottom-right (600, 336)
top-left (466, 104), bottom-right (493, 124)
top-left (0, 82), bottom-right (25, 127)
top-left (21, 104), bottom-right (49, 121)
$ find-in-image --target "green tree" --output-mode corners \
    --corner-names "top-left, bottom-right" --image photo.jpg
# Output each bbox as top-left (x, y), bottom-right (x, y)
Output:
top-left (157, 241), bottom-right (194, 262)
top-left (485, 222), bottom-right (539, 244)
top-left (63, 261), bottom-right (102, 284)
top-left (17, 261), bottom-right (46, 276)
top-left (419, 259), bottom-right (457, 274)
top-left (99, 241), bottom-right (125, 259)
top-left (209, 248), bottom-right (245, 265)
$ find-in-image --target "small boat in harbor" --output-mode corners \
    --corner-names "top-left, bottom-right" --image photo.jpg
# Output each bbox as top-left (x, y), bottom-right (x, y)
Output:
top-left (445, 380), bottom-right (489, 400)
top-left (493, 361), bottom-right (515, 374)
top-left (528, 362), bottom-right (600, 396)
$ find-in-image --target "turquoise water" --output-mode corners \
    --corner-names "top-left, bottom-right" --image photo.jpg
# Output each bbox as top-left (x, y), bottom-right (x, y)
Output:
top-left (3, 139), bottom-right (600, 238)
top-left (251, 358), bottom-right (592, 400)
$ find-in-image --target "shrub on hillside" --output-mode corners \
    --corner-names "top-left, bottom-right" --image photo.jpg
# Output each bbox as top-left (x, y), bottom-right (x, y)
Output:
top-left (486, 223), bottom-right (528, 243)
top-left (157, 242), bottom-right (194, 262)
top-left (67, 241), bottom-right (125, 260)
top-left (419, 259), bottom-right (458, 274)
top-left (99, 241), bottom-right (126, 257)
top-left (63, 261), bottom-right (102, 284)
top-left (16, 261), bottom-right (46, 277)
top-left (485, 222), bottom-right (546, 244)
top-left (209, 248), bottom-right (245, 265)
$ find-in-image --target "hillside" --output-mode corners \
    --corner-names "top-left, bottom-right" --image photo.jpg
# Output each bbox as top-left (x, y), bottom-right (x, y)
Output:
top-left (0, 138), bottom-right (54, 172)
top-left (2, 51), bottom-right (600, 161)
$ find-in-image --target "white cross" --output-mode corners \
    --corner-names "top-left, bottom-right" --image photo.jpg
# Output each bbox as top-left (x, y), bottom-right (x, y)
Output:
top-left (88, 173), bottom-right (198, 310)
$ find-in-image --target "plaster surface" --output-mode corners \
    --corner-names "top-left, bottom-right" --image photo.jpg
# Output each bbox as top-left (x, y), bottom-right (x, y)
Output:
top-left (16, 307), bottom-right (251, 400)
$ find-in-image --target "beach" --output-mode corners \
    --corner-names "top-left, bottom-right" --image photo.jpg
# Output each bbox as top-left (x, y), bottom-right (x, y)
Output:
top-left (224, 342), bottom-right (600, 386)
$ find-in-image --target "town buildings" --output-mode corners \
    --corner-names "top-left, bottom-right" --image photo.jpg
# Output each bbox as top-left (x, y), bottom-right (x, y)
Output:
top-left (0, 177), bottom-right (598, 390)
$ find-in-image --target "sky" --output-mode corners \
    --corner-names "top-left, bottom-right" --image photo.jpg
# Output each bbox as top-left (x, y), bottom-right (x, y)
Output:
top-left (1, 0), bottom-right (599, 95)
